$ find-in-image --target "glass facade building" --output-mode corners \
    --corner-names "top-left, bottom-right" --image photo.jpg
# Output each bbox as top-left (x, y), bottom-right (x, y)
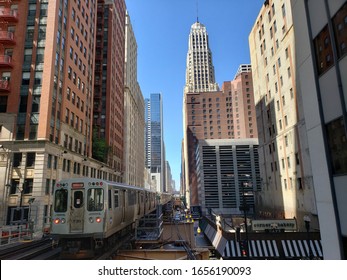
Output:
top-left (145, 93), bottom-right (164, 178)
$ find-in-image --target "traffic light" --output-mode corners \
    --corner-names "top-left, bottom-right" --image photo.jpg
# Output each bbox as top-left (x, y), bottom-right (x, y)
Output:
top-left (240, 240), bottom-right (248, 257)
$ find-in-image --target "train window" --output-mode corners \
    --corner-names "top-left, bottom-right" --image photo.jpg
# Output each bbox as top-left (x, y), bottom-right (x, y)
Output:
top-left (73, 191), bottom-right (84, 208)
top-left (87, 188), bottom-right (103, 211)
top-left (54, 189), bottom-right (68, 212)
top-left (128, 190), bottom-right (136, 206)
top-left (114, 190), bottom-right (119, 208)
top-left (108, 190), bottom-right (112, 209)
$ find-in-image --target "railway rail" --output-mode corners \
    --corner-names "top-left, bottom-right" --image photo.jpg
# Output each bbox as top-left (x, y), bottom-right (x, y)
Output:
top-left (0, 237), bottom-right (60, 260)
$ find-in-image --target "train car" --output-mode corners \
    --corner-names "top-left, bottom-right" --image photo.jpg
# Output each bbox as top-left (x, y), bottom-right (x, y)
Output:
top-left (50, 178), bottom-right (162, 258)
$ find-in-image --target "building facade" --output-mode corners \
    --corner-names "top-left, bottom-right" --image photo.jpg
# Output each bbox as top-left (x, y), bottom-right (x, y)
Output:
top-left (290, 0), bottom-right (346, 260)
top-left (196, 139), bottom-right (260, 216)
top-left (222, 65), bottom-right (258, 139)
top-left (93, 0), bottom-right (126, 182)
top-left (249, 0), bottom-right (318, 231)
top-left (0, 0), bottom-right (100, 232)
top-left (165, 160), bottom-right (173, 194)
top-left (145, 93), bottom-right (165, 192)
top-left (124, 11), bottom-right (145, 187)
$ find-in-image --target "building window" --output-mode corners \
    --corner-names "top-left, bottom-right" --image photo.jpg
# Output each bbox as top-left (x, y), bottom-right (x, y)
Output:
top-left (47, 154), bottom-right (52, 169)
top-left (313, 25), bottom-right (334, 75)
top-left (26, 152), bottom-right (36, 167)
top-left (282, 4), bottom-right (286, 17)
top-left (332, 3), bottom-right (347, 58)
top-left (23, 178), bottom-right (33, 194)
top-left (45, 179), bottom-right (50, 195)
top-left (10, 179), bottom-right (19, 195)
top-left (29, 125), bottom-right (38, 140)
top-left (13, 153), bottom-right (22, 167)
top-left (16, 125), bottom-right (25, 140)
top-left (326, 117), bottom-right (347, 174)
top-left (0, 96), bottom-right (7, 112)
top-left (22, 72), bottom-right (30, 85)
top-left (297, 177), bottom-right (303, 190)
top-left (295, 152), bottom-right (300, 165)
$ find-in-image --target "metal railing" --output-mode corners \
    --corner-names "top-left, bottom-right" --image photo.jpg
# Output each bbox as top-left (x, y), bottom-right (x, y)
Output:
top-left (0, 223), bottom-right (33, 246)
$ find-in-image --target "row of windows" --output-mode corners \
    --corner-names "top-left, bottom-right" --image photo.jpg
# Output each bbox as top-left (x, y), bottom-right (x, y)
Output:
top-left (63, 134), bottom-right (85, 155)
top-left (197, 131), bottom-right (254, 139)
top-left (11, 152), bottom-right (36, 168)
top-left (277, 177), bottom-right (304, 191)
top-left (8, 178), bottom-right (33, 195)
top-left (313, 3), bottom-right (347, 75)
top-left (258, 1), bottom-right (287, 40)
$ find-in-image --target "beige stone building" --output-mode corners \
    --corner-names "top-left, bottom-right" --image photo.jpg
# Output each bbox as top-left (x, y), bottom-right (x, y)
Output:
top-left (249, 0), bottom-right (318, 230)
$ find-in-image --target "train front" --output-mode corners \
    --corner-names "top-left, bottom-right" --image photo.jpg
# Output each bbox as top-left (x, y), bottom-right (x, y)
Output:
top-left (50, 179), bottom-right (106, 258)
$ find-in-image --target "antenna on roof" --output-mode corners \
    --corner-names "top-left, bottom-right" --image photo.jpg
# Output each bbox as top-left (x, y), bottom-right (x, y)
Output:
top-left (196, 0), bottom-right (199, 23)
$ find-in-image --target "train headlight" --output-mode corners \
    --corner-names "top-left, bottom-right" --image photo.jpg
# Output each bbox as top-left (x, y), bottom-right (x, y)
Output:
top-left (54, 218), bottom-right (60, 224)
top-left (96, 217), bottom-right (102, 223)
top-left (61, 218), bottom-right (66, 224)
top-left (89, 217), bottom-right (94, 223)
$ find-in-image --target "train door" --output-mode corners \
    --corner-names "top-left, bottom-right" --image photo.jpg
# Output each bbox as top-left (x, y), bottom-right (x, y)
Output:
top-left (121, 190), bottom-right (126, 223)
top-left (137, 192), bottom-right (142, 216)
top-left (70, 189), bottom-right (85, 233)
top-left (144, 192), bottom-right (148, 214)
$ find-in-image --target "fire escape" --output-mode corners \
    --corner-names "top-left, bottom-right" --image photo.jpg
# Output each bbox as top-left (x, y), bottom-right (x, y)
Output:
top-left (0, 1), bottom-right (17, 94)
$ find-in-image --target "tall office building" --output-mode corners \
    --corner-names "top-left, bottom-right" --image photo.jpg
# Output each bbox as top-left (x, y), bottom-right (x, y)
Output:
top-left (93, 0), bottom-right (126, 182)
top-left (183, 20), bottom-right (218, 206)
top-left (0, 1), bottom-right (98, 232)
top-left (290, 0), bottom-right (346, 260)
top-left (145, 93), bottom-right (165, 192)
top-left (165, 161), bottom-right (173, 194)
top-left (184, 21), bottom-right (219, 94)
top-left (124, 11), bottom-right (145, 187)
top-left (249, 0), bottom-right (318, 232)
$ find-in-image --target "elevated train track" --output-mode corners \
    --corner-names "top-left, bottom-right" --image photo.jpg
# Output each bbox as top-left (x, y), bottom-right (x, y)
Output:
top-left (0, 237), bottom-right (60, 260)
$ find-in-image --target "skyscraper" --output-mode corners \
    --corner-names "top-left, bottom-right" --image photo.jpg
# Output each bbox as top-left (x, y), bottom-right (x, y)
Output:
top-left (145, 93), bottom-right (165, 192)
top-left (93, 0), bottom-right (126, 182)
top-left (124, 11), bottom-right (145, 187)
top-left (184, 21), bottom-right (219, 94)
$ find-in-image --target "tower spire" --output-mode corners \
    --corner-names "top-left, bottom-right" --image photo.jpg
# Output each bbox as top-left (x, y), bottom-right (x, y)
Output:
top-left (196, 0), bottom-right (199, 22)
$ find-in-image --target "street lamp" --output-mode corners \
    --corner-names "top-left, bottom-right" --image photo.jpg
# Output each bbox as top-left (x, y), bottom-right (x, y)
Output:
top-left (239, 175), bottom-right (252, 258)
top-left (304, 215), bottom-right (313, 259)
top-left (242, 182), bottom-right (251, 258)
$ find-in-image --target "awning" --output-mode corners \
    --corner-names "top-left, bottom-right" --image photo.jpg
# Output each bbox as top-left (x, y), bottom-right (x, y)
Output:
top-left (203, 224), bottom-right (227, 254)
top-left (223, 240), bottom-right (280, 259)
top-left (281, 239), bottom-right (323, 259)
top-left (204, 224), bottom-right (216, 241)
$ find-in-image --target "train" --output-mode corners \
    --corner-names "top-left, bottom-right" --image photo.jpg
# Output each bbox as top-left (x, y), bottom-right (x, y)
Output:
top-left (50, 178), bottom-right (172, 258)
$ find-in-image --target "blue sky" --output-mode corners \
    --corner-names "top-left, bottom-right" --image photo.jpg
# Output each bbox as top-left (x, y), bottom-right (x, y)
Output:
top-left (125, 0), bottom-right (264, 189)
